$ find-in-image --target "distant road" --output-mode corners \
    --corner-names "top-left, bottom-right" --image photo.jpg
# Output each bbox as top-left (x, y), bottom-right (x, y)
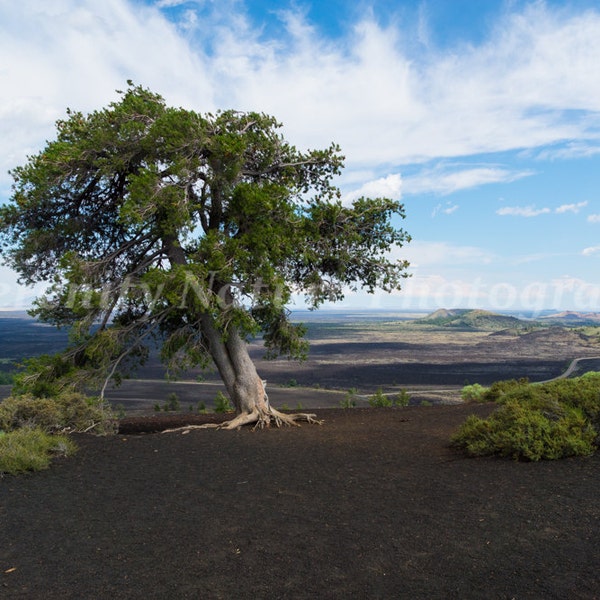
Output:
top-left (539, 356), bottom-right (600, 383)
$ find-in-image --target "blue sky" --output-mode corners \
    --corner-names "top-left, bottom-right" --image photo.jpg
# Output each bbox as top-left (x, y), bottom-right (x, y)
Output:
top-left (1, 0), bottom-right (599, 312)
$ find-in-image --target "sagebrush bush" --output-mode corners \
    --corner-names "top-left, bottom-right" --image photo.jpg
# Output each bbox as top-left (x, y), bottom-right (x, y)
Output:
top-left (0, 392), bottom-right (117, 435)
top-left (0, 428), bottom-right (77, 475)
top-left (461, 383), bottom-right (487, 402)
top-left (452, 373), bottom-right (600, 461)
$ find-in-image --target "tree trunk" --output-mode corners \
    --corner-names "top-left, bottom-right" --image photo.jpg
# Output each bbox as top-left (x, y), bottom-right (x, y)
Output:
top-left (197, 312), bottom-right (319, 429)
top-left (163, 235), bottom-right (320, 430)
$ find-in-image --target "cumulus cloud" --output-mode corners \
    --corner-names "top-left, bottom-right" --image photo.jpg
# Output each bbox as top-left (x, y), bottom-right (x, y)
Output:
top-left (587, 214), bottom-right (600, 223)
top-left (343, 173), bottom-right (402, 205)
top-left (496, 206), bottom-right (552, 217)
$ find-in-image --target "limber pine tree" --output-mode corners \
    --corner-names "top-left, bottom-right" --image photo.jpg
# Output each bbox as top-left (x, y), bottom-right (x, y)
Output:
top-left (0, 83), bottom-right (411, 429)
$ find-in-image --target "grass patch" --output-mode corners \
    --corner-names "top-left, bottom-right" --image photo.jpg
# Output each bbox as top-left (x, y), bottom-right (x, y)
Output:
top-left (0, 428), bottom-right (77, 476)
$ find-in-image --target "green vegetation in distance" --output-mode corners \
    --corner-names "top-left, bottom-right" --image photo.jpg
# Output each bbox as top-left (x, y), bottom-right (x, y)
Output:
top-left (368, 387), bottom-right (410, 408)
top-left (452, 372), bottom-right (600, 461)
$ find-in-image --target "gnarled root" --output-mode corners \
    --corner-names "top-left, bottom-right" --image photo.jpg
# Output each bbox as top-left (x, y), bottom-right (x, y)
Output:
top-left (162, 407), bottom-right (323, 434)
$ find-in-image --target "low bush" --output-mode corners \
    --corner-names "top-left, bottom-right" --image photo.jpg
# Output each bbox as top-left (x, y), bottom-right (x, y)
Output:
top-left (461, 383), bottom-right (487, 402)
top-left (214, 391), bottom-right (234, 413)
top-left (155, 393), bottom-right (181, 412)
top-left (452, 373), bottom-right (600, 460)
top-left (368, 387), bottom-right (410, 408)
top-left (340, 389), bottom-right (357, 409)
top-left (0, 428), bottom-right (77, 476)
top-left (0, 392), bottom-right (117, 435)
top-left (369, 388), bottom-right (393, 407)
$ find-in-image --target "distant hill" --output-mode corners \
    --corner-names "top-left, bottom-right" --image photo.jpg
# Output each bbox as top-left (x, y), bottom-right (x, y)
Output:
top-left (417, 308), bottom-right (530, 331)
top-left (539, 311), bottom-right (600, 326)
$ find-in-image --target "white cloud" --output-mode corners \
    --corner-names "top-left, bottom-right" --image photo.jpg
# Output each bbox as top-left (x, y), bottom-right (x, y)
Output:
top-left (431, 202), bottom-right (459, 217)
top-left (343, 173), bottom-right (402, 205)
top-left (2, 0), bottom-right (600, 193)
top-left (587, 214), bottom-right (600, 223)
top-left (555, 201), bottom-right (588, 213)
top-left (535, 141), bottom-right (600, 160)
top-left (582, 246), bottom-right (600, 256)
top-left (403, 165), bottom-right (533, 195)
top-left (496, 205), bottom-right (551, 217)
top-left (0, 0), bottom-right (214, 185)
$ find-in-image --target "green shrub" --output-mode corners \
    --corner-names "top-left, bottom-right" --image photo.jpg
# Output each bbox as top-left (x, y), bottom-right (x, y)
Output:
top-left (164, 392), bottom-right (180, 412)
top-left (0, 428), bottom-right (77, 476)
top-left (369, 388), bottom-right (393, 407)
top-left (0, 392), bottom-right (116, 435)
top-left (461, 383), bottom-right (487, 402)
top-left (482, 378), bottom-right (530, 402)
top-left (0, 371), bottom-right (15, 385)
top-left (214, 391), bottom-right (234, 413)
top-left (340, 389), bottom-right (357, 409)
top-left (369, 387), bottom-right (410, 407)
top-left (452, 373), bottom-right (600, 460)
top-left (394, 389), bottom-right (410, 407)
top-left (190, 401), bottom-right (207, 413)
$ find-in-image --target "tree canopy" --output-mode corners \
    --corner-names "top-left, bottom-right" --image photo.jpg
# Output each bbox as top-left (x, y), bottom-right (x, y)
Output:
top-left (0, 83), bottom-right (410, 428)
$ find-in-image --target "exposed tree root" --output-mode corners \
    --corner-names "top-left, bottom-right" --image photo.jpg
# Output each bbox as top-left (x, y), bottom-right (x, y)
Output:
top-left (162, 408), bottom-right (323, 434)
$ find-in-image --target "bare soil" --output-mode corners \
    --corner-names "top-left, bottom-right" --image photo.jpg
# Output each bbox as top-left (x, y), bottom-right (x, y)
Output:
top-left (1, 321), bottom-right (599, 598)
top-left (1, 405), bottom-right (599, 599)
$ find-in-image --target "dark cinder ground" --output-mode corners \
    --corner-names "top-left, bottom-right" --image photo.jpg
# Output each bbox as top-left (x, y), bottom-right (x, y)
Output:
top-left (1, 404), bottom-right (599, 600)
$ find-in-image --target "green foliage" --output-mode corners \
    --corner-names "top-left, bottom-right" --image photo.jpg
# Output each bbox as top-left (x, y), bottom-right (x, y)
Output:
top-left (0, 428), bottom-right (77, 476)
top-left (214, 391), bottom-right (234, 413)
top-left (482, 378), bottom-right (530, 402)
top-left (154, 393), bottom-right (182, 412)
top-left (0, 371), bottom-right (15, 385)
top-left (394, 389), bottom-right (410, 407)
top-left (340, 388), bottom-right (358, 409)
top-left (0, 392), bottom-right (116, 435)
top-left (12, 354), bottom-right (80, 398)
top-left (452, 374), bottom-right (600, 460)
top-left (461, 383), bottom-right (487, 402)
top-left (368, 387), bottom-right (409, 407)
top-left (190, 401), bottom-right (207, 413)
top-left (0, 82), bottom-right (410, 410)
top-left (368, 388), bottom-right (392, 407)
top-left (165, 392), bottom-right (180, 412)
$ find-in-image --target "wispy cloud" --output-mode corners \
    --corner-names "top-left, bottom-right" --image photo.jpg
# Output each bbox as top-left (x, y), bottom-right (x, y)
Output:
top-left (3, 0), bottom-right (600, 190)
top-left (588, 214), bottom-right (600, 223)
top-left (556, 201), bottom-right (588, 213)
top-left (496, 202), bottom-right (589, 217)
top-left (496, 206), bottom-right (551, 217)
top-left (432, 202), bottom-right (459, 217)
top-left (403, 165), bottom-right (533, 195)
